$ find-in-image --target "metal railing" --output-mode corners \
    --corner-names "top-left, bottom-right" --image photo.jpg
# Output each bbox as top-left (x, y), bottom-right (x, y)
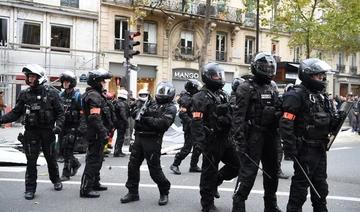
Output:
top-left (114, 39), bottom-right (125, 51)
top-left (180, 46), bottom-right (193, 55)
top-left (143, 42), bottom-right (157, 54)
top-left (350, 66), bottom-right (358, 74)
top-left (337, 64), bottom-right (345, 72)
top-left (216, 51), bottom-right (226, 62)
top-left (103, 0), bottom-right (242, 23)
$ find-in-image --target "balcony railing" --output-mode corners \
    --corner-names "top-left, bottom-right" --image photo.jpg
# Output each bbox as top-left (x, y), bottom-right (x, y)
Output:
top-left (245, 54), bottom-right (253, 64)
top-left (180, 46), bottom-right (193, 55)
top-left (143, 42), bottom-right (157, 55)
top-left (103, 0), bottom-right (242, 23)
top-left (350, 66), bottom-right (358, 74)
top-left (114, 39), bottom-right (125, 51)
top-left (337, 64), bottom-right (345, 72)
top-left (216, 51), bottom-right (227, 62)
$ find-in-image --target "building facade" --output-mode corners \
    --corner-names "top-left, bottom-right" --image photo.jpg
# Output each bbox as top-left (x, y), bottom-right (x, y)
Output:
top-left (99, 0), bottom-right (295, 96)
top-left (0, 0), bottom-right (99, 106)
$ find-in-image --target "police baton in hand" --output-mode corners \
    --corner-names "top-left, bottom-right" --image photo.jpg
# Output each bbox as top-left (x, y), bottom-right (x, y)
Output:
top-left (292, 156), bottom-right (321, 199)
top-left (241, 152), bottom-right (272, 180)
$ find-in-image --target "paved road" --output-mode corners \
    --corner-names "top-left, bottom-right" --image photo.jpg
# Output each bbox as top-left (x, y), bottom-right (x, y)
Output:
top-left (0, 128), bottom-right (360, 211)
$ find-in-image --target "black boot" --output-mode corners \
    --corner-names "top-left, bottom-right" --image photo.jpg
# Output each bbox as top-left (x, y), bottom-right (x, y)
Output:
top-left (54, 182), bottom-right (63, 191)
top-left (233, 196), bottom-right (245, 212)
top-left (158, 194), bottom-right (168, 206)
top-left (24, 191), bottom-right (35, 200)
top-left (80, 190), bottom-right (100, 198)
top-left (71, 160), bottom-right (81, 176)
top-left (93, 183), bottom-right (108, 191)
top-left (214, 188), bottom-right (220, 199)
top-left (202, 204), bottom-right (217, 212)
top-left (264, 196), bottom-right (282, 212)
top-left (189, 165), bottom-right (202, 172)
top-left (170, 164), bottom-right (181, 175)
top-left (120, 192), bottom-right (140, 203)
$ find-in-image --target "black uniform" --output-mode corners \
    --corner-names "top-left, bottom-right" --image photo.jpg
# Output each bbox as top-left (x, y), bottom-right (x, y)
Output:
top-left (232, 77), bottom-right (281, 211)
top-left (59, 89), bottom-right (82, 178)
top-left (280, 58), bottom-right (335, 212)
top-left (1, 84), bottom-right (64, 194)
top-left (113, 97), bottom-right (130, 156)
top-left (232, 52), bottom-right (281, 212)
top-left (172, 91), bottom-right (201, 170)
top-left (191, 87), bottom-right (240, 211)
top-left (124, 99), bottom-right (176, 197)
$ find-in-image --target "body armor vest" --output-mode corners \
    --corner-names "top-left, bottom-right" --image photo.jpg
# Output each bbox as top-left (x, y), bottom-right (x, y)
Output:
top-left (60, 90), bottom-right (81, 126)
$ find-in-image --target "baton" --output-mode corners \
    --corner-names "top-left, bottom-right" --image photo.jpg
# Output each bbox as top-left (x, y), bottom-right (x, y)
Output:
top-left (293, 156), bottom-right (321, 199)
top-left (242, 152), bottom-right (272, 180)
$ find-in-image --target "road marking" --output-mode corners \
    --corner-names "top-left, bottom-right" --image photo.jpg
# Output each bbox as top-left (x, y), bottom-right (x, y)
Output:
top-left (1, 177), bottom-right (360, 202)
top-left (0, 167), bottom-right (26, 172)
top-left (330, 147), bottom-right (352, 151)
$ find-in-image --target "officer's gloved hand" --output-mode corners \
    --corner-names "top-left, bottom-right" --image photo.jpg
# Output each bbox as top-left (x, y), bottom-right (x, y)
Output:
top-left (194, 142), bottom-right (205, 152)
top-left (52, 126), bottom-right (62, 134)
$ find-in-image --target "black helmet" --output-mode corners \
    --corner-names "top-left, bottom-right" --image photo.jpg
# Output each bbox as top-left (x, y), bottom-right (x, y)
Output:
top-left (60, 71), bottom-right (77, 89)
top-left (298, 58), bottom-right (331, 91)
top-left (201, 62), bottom-right (225, 90)
top-left (231, 78), bottom-right (245, 92)
top-left (155, 81), bottom-right (175, 104)
top-left (87, 68), bottom-right (112, 90)
top-left (184, 79), bottom-right (202, 95)
top-left (22, 64), bottom-right (47, 86)
top-left (251, 52), bottom-right (277, 80)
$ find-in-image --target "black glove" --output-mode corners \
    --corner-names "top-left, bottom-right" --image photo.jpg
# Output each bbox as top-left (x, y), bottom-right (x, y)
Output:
top-left (194, 142), bottom-right (205, 152)
top-left (52, 126), bottom-right (62, 134)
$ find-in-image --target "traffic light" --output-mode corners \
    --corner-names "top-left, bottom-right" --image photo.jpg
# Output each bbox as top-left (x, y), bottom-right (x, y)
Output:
top-left (124, 30), bottom-right (141, 59)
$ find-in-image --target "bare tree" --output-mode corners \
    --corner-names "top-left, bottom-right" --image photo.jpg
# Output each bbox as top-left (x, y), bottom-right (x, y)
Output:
top-left (199, 0), bottom-right (212, 70)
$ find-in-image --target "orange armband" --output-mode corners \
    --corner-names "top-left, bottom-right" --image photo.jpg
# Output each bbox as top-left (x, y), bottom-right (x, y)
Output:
top-left (90, 108), bottom-right (101, 114)
top-left (283, 112), bottom-right (296, 120)
top-left (192, 112), bottom-right (203, 120)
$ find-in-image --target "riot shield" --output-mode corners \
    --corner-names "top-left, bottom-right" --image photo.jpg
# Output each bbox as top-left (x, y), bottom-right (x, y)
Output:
top-left (327, 101), bottom-right (354, 150)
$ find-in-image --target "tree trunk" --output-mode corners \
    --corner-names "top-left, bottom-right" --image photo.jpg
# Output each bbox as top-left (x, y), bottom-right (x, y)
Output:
top-left (199, 0), bottom-right (212, 70)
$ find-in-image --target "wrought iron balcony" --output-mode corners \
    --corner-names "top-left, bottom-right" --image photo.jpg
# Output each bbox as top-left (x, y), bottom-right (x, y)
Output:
top-left (143, 42), bottom-right (157, 55)
top-left (103, 0), bottom-right (242, 23)
top-left (336, 64), bottom-right (345, 72)
top-left (216, 51), bottom-right (227, 62)
top-left (350, 66), bottom-right (358, 74)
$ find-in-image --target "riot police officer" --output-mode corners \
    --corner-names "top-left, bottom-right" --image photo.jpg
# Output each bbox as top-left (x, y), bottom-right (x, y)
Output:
top-left (279, 58), bottom-right (334, 212)
top-left (170, 79), bottom-right (202, 175)
top-left (113, 89), bottom-right (130, 157)
top-left (80, 68), bottom-right (113, 198)
top-left (59, 71), bottom-right (82, 181)
top-left (232, 52), bottom-right (282, 212)
top-left (121, 82), bottom-right (177, 206)
top-left (0, 64), bottom-right (64, 200)
top-left (229, 78), bottom-right (245, 106)
top-left (191, 63), bottom-right (240, 212)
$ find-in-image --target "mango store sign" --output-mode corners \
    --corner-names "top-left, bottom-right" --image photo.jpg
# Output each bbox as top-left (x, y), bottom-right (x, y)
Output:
top-left (173, 70), bottom-right (200, 80)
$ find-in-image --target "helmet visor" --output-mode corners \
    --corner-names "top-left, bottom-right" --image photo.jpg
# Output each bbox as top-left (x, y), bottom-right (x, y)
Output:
top-left (156, 85), bottom-right (173, 95)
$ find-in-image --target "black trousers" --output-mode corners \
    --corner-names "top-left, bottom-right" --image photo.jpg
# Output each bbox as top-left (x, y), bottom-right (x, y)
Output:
top-left (114, 127), bottom-right (126, 154)
top-left (23, 129), bottom-right (60, 192)
top-left (234, 129), bottom-right (279, 202)
top-left (125, 133), bottom-right (170, 195)
top-left (80, 136), bottom-right (105, 192)
top-left (287, 144), bottom-right (328, 212)
top-left (200, 135), bottom-right (239, 209)
top-left (61, 128), bottom-right (80, 177)
top-left (173, 129), bottom-right (201, 167)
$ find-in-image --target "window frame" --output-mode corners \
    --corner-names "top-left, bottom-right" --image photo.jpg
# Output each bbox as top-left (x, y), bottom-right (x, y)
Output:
top-left (143, 22), bottom-right (157, 55)
top-left (180, 31), bottom-right (194, 55)
top-left (216, 32), bottom-right (227, 62)
top-left (50, 24), bottom-right (71, 53)
top-left (271, 40), bottom-right (279, 55)
top-left (114, 16), bottom-right (129, 51)
top-left (0, 17), bottom-right (8, 47)
top-left (244, 36), bottom-right (255, 64)
top-left (19, 20), bottom-right (42, 50)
